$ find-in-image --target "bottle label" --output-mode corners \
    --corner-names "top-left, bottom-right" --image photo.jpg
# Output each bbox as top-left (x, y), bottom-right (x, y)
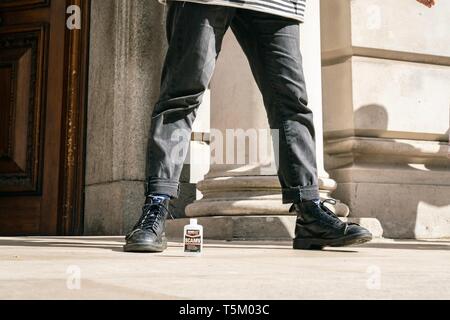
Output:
top-left (184, 229), bottom-right (202, 253)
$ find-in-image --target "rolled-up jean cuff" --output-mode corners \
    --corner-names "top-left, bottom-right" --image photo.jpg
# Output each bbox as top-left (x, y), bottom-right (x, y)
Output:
top-left (146, 178), bottom-right (180, 199)
top-left (282, 185), bottom-right (320, 204)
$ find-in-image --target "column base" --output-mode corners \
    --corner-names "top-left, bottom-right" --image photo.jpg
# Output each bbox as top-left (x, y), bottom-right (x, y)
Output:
top-left (180, 174), bottom-right (377, 241)
top-left (186, 175), bottom-right (350, 218)
top-left (333, 181), bottom-right (450, 239)
top-left (326, 136), bottom-right (450, 239)
top-left (166, 215), bottom-right (384, 241)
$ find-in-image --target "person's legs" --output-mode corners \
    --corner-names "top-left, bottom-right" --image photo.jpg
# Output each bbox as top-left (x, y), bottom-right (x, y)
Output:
top-left (125, 2), bottom-right (235, 252)
top-left (230, 10), bottom-right (372, 249)
top-left (230, 10), bottom-right (319, 204)
top-left (146, 2), bottom-right (235, 199)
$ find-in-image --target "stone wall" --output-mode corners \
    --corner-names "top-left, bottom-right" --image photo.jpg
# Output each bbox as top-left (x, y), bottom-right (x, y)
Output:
top-left (84, 0), bottom-right (167, 235)
top-left (321, 0), bottom-right (450, 238)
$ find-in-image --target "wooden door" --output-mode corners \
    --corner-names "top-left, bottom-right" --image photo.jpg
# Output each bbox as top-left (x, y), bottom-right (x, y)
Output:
top-left (0, 0), bottom-right (89, 235)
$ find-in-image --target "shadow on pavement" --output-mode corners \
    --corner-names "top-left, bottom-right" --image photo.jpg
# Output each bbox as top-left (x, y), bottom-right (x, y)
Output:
top-left (0, 237), bottom-right (359, 253)
top-left (360, 240), bottom-right (450, 251)
top-left (1, 238), bottom-right (449, 253)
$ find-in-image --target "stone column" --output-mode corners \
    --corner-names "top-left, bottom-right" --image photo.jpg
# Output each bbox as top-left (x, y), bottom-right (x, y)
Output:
top-left (84, 0), bottom-right (213, 234)
top-left (84, 0), bottom-right (167, 235)
top-left (178, 0), bottom-right (383, 241)
top-left (321, 0), bottom-right (450, 238)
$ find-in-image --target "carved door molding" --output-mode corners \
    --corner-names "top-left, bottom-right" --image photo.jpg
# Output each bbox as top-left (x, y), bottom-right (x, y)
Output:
top-left (0, 0), bottom-right (90, 235)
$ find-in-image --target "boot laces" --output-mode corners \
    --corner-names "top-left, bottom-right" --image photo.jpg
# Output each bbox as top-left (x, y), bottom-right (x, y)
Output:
top-left (290, 198), bottom-right (349, 226)
top-left (318, 199), bottom-right (343, 225)
top-left (135, 201), bottom-right (174, 234)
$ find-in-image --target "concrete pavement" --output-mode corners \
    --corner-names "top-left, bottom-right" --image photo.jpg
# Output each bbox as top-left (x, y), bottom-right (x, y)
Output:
top-left (0, 237), bottom-right (449, 300)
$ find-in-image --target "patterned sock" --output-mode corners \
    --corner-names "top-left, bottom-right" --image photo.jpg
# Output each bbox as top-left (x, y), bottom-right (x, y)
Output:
top-left (145, 194), bottom-right (170, 204)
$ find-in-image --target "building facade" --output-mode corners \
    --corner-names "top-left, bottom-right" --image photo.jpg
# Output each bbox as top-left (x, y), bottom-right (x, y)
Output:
top-left (0, 0), bottom-right (450, 239)
top-left (83, 0), bottom-right (450, 239)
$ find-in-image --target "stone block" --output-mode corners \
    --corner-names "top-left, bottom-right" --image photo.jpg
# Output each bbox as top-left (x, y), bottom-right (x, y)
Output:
top-left (322, 57), bottom-right (450, 139)
top-left (84, 181), bottom-right (145, 235)
top-left (321, 0), bottom-right (450, 58)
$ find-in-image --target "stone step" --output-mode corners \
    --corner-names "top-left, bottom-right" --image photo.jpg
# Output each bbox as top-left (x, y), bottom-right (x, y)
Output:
top-left (166, 216), bottom-right (384, 241)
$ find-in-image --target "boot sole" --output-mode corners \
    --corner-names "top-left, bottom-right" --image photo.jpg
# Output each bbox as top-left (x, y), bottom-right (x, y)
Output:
top-left (123, 240), bottom-right (168, 253)
top-left (293, 232), bottom-right (373, 250)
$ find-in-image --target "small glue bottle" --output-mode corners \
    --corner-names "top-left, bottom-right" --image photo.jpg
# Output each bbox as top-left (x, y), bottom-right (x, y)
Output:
top-left (184, 219), bottom-right (203, 256)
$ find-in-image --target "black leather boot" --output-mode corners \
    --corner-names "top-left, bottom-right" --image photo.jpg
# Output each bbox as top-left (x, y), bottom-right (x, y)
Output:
top-left (291, 199), bottom-right (373, 250)
top-left (124, 198), bottom-right (172, 253)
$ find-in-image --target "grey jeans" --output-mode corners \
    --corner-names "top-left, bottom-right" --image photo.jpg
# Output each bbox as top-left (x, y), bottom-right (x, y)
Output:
top-left (147, 1), bottom-right (320, 204)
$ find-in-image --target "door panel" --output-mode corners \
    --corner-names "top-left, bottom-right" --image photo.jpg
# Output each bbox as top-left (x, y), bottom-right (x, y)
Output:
top-left (0, 0), bottom-right (89, 235)
top-left (0, 25), bottom-right (47, 194)
top-left (0, 0), bottom-right (49, 10)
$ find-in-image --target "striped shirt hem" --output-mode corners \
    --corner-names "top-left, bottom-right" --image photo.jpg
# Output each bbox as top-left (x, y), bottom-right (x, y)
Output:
top-left (158, 0), bottom-right (306, 22)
